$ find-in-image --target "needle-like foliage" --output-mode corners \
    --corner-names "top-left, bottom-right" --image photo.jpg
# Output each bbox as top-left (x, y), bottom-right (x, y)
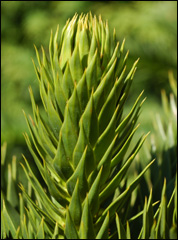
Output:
top-left (1, 13), bottom-right (176, 239)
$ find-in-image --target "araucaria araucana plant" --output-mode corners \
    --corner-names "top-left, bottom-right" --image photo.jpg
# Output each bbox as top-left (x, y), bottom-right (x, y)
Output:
top-left (2, 13), bottom-right (165, 239)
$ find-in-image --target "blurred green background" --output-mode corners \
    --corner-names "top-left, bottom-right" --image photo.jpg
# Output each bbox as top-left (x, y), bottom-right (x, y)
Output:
top-left (1, 1), bottom-right (177, 161)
